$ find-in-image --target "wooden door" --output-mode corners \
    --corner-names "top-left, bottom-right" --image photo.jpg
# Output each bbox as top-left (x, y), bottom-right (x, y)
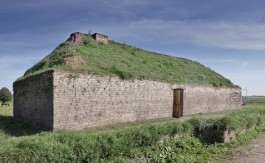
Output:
top-left (173, 89), bottom-right (184, 118)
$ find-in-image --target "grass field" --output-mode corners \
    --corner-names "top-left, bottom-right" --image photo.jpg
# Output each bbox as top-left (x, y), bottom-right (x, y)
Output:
top-left (1, 98), bottom-right (265, 162)
top-left (244, 96), bottom-right (265, 104)
top-left (0, 102), bottom-right (41, 136)
top-left (0, 101), bottom-right (12, 116)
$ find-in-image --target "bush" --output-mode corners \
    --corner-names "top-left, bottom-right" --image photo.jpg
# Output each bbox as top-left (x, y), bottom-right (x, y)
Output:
top-left (0, 87), bottom-right (12, 104)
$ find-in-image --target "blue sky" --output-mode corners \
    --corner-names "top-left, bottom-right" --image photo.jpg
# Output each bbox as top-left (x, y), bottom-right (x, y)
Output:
top-left (1, 0), bottom-right (265, 95)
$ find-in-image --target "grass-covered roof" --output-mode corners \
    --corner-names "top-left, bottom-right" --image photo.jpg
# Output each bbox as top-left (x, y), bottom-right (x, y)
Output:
top-left (22, 32), bottom-right (234, 87)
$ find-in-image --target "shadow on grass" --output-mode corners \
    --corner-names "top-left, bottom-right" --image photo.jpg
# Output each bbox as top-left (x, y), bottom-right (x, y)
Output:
top-left (0, 115), bottom-right (43, 136)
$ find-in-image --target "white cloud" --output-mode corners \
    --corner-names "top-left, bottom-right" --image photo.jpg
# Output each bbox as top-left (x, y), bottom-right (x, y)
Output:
top-left (0, 52), bottom-right (45, 70)
top-left (200, 59), bottom-right (252, 70)
top-left (221, 59), bottom-right (235, 63)
top-left (231, 74), bottom-right (265, 96)
top-left (102, 0), bottom-right (149, 8)
top-left (0, 54), bottom-right (42, 91)
top-left (202, 59), bottom-right (236, 63)
top-left (0, 53), bottom-right (44, 62)
top-left (239, 62), bottom-right (249, 68)
top-left (98, 19), bottom-right (265, 51)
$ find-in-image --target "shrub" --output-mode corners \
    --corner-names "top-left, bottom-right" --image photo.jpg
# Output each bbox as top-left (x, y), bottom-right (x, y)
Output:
top-left (0, 87), bottom-right (12, 104)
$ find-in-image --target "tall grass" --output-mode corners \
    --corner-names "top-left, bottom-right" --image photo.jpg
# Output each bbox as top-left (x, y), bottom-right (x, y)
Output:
top-left (1, 104), bottom-right (265, 162)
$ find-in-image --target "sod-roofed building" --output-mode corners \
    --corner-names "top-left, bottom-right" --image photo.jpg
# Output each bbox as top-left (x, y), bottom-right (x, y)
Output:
top-left (13, 32), bottom-right (242, 130)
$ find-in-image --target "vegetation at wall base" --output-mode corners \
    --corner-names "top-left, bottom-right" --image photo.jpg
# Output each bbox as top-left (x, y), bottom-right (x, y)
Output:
top-left (0, 103), bottom-right (265, 162)
top-left (144, 125), bottom-right (265, 163)
top-left (19, 33), bottom-right (235, 87)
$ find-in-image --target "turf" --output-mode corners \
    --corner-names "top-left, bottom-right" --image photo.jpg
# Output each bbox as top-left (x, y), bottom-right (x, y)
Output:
top-left (21, 33), bottom-right (234, 87)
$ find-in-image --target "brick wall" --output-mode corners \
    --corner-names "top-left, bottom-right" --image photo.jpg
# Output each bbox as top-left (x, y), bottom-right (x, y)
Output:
top-left (13, 70), bottom-right (242, 130)
top-left (183, 85), bottom-right (242, 114)
top-left (53, 71), bottom-right (242, 130)
top-left (13, 71), bottom-right (54, 130)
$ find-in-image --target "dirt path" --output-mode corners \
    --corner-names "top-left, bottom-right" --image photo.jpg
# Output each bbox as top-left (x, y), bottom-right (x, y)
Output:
top-left (224, 134), bottom-right (265, 163)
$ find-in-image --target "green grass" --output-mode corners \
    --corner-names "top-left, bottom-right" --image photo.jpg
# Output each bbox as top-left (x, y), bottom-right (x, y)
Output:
top-left (0, 103), bottom-right (41, 137)
top-left (20, 33), bottom-right (234, 87)
top-left (144, 125), bottom-right (265, 163)
top-left (0, 101), bottom-right (12, 116)
top-left (1, 103), bottom-right (265, 162)
top-left (244, 96), bottom-right (265, 104)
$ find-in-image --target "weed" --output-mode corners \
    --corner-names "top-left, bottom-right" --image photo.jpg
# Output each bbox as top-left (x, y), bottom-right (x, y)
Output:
top-left (109, 65), bottom-right (134, 80)
top-left (67, 74), bottom-right (79, 80)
